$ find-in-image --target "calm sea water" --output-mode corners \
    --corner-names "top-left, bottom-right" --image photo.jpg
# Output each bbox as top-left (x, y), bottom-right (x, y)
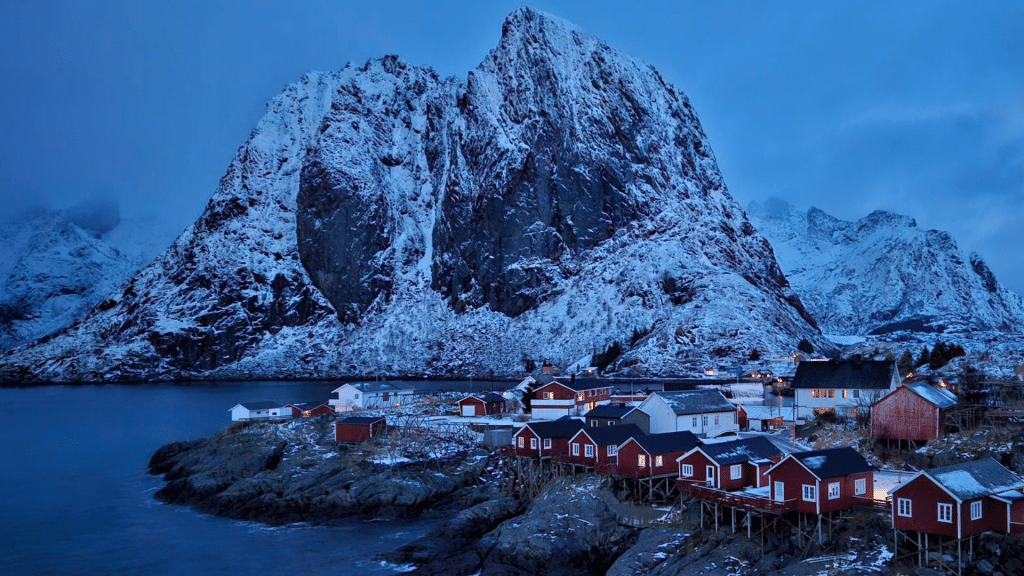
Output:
top-left (0, 380), bottom-right (485, 576)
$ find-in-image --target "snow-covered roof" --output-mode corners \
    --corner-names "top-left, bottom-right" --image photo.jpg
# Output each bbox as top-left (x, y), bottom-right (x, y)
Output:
top-left (234, 401), bottom-right (282, 410)
top-left (904, 382), bottom-right (957, 409)
top-left (287, 401), bottom-right (330, 410)
top-left (769, 447), bottom-right (871, 479)
top-left (696, 437), bottom-right (783, 465)
top-left (335, 382), bottom-right (414, 394)
top-left (742, 405), bottom-right (797, 421)
top-left (655, 389), bottom-right (735, 416)
top-left (925, 458), bottom-right (1024, 501)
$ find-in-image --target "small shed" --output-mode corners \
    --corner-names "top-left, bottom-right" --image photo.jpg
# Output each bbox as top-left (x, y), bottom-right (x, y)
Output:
top-left (334, 416), bottom-right (387, 443)
top-left (585, 403), bottom-right (635, 427)
top-left (288, 402), bottom-right (334, 418)
top-left (230, 401), bottom-right (283, 422)
top-left (677, 436), bottom-right (784, 491)
top-left (563, 424), bottom-right (645, 468)
top-left (889, 458), bottom-right (1024, 539)
top-left (512, 418), bottom-right (585, 458)
top-left (739, 405), bottom-right (799, 431)
top-left (458, 392), bottom-right (507, 417)
top-left (871, 382), bottom-right (957, 443)
top-left (615, 431), bottom-right (701, 477)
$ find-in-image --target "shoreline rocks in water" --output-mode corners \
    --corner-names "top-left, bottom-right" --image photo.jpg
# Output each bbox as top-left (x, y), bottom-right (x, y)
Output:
top-left (148, 417), bottom-right (491, 525)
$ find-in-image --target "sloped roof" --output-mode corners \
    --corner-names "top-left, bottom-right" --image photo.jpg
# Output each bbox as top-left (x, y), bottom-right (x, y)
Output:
top-left (926, 458), bottom-right (1024, 501)
top-left (580, 423), bottom-right (645, 446)
top-left (462, 392), bottom-right (506, 403)
top-left (287, 401), bottom-right (331, 410)
top-left (525, 419), bottom-right (585, 439)
top-left (792, 360), bottom-right (896, 390)
top-left (742, 405), bottom-right (797, 421)
top-left (585, 404), bottom-right (634, 419)
top-left (633, 431), bottom-right (701, 455)
top-left (236, 401), bottom-right (281, 410)
top-left (655, 390), bottom-right (736, 415)
top-left (337, 382), bottom-right (414, 393)
top-left (785, 447), bottom-right (871, 479)
top-left (699, 437), bottom-right (784, 465)
top-left (338, 416), bottom-right (385, 425)
top-left (537, 378), bottom-right (613, 392)
top-left (905, 382), bottom-right (958, 409)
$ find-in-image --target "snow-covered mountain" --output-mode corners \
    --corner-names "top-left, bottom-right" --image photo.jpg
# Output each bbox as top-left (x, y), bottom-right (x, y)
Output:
top-left (747, 197), bottom-right (1024, 337)
top-left (1, 8), bottom-right (828, 383)
top-left (0, 205), bottom-right (168, 352)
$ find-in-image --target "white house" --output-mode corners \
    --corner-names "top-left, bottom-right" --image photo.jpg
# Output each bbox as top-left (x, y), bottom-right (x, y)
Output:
top-left (635, 389), bottom-right (738, 438)
top-left (230, 401), bottom-right (290, 421)
top-left (329, 382), bottom-right (415, 412)
top-left (791, 360), bottom-right (900, 417)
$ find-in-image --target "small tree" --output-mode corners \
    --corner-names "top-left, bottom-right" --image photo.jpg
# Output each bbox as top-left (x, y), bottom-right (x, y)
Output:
top-left (916, 346), bottom-right (930, 368)
top-left (797, 338), bottom-right (814, 355)
top-left (749, 348), bottom-right (761, 361)
top-left (897, 350), bottom-right (915, 376)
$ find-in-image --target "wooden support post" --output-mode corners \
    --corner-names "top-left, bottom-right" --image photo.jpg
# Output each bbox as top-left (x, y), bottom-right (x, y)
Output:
top-left (715, 502), bottom-right (719, 532)
top-left (731, 507), bottom-right (736, 534)
top-left (925, 532), bottom-right (929, 564)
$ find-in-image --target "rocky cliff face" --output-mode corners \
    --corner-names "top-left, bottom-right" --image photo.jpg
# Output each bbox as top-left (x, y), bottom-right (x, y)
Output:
top-left (747, 197), bottom-right (1024, 336)
top-left (1, 9), bottom-right (826, 382)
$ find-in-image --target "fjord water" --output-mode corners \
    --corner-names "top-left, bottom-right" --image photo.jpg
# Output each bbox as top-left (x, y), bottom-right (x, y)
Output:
top-left (0, 381), bottom-right (477, 575)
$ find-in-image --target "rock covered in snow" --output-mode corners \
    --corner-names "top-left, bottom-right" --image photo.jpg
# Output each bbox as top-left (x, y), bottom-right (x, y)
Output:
top-left (747, 197), bottom-right (1024, 337)
top-left (1, 8), bottom-right (827, 382)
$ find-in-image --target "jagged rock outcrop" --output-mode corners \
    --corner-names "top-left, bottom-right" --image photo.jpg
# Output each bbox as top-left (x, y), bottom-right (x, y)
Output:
top-left (1, 8), bottom-right (828, 383)
top-left (747, 197), bottom-right (1024, 336)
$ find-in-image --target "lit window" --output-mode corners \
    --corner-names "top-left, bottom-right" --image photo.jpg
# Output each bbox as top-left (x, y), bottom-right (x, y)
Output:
top-left (584, 444), bottom-right (594, 457)
top-left (577, 392), bottom-right (584, 401)
top-left (572, 443), bottom-right (580, 456)
top-left (842, 389), bottom-right (848, 399)
top-left (938, 503), bottom-right (952, 523)
top-left (855, 478), bottom-right (866, 495)
top-left (518, 437), bottom-right (524, 448)
top-left (655, 455), bottom-right (663, 467)
top-left (682, 464), bottom-right (694, 477)
top-left (802, 485), bottom-right (817, 502)
top-left (971, 501), bottom-right (982, 521)
top-left (897, 498), bottom-right (912, 517)
top-left (828, 389), bottom-right (836, 398)
top-left (543, 438), bottom-right (552, 449)
top-left (544, 392), bottom-right (554, 399)
top-left (638, 454), bottom-right (647, 467)
top-left (811, 389), bottom-right (820, 398)
top-left (730, 465), bottom-right (742, 480)
top-left (530, 438), bottom-right (537, 449)
top-left (828, 482), bottom-right (840, 500)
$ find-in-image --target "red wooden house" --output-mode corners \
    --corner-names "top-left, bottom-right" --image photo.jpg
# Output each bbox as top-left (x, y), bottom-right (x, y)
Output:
top-left (512, 419), bottom-right (585, 458)
top-left (334, 416), bottom-right (386, 442)
top-left (288, 402), bottom-right (334, 418)
top-left (677, 436), bottom-right (784, 491)
top-left (560, 424), bottom-right (645, 468)
top-left (766, 447), bottom-right (874, 515)
top-left (889, 458), bottom-right (1024, 539)
top-left (871, 382), bottom-right (957, 443)
top-left (457, 392), bottom-right (507, 417)
top-left (613, 431), bottom-right (701, 477)
top-left (531, 378), bottom-right (614, 419)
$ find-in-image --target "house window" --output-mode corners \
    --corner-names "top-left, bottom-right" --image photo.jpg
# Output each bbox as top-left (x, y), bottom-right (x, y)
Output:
top-left (811, 389), bottom-right (820, 398)
top-left (572, 443), bottom-right (580, 456)
top-left (971, 501), bottom-right (982, 520)
top-left (938, 503), bottom-right (953, 523)
top-left (682, 464), bottom-right (694, 477)
top-left (714, 414), bottom-right (720, 425)
top-left (638, 454), bottom-right (647, 467)
top-left (730, 465), bottom-right (742, 480)
top-left (842, 389), bottom-right (848, 399)
top-left (702, 415), bottom-right (708, 427)
top-left (853, 389), bottom-right (860, 398)
top-left (577, 392), bottom-right (584, 401)
top-left (802, 485), bottom-right (817, 502)
top-left (607, 445), bottom-right (616, 456)
top-left (543, 438), bottom-right (552, 450)
top-left (584, 444), bottom-right (594, 457)
top-left (530, 438), bottom-right (537, 449)
top-left (855, 478), bottom-right (866, 495)
top-left (692, 417), bottom-right (698, 427)
top-left (828, 482), bottom-right (840, 500)
top-left (655, 455), bottom-right (663, 467)
top-left (383, 392), bottom-right (390, 402)
top-left (544, 392), bottom-right (554, 399)
top-left (518, 437), bottom-right (524, 448)
top-left (897, 498), bottom-right (912, 517)
top-left (827, 389), bottom-right (836, 398)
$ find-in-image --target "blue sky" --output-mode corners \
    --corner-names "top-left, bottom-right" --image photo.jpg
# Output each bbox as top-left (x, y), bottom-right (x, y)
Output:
top-left (1, 0), bottom-right (1021, 294)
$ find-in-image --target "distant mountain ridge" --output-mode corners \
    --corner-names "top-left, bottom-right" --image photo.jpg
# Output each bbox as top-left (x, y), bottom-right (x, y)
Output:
top-left (1, 8), bottom-right (827, 383)
top-left (747, 197), bottom-right (1024, 336)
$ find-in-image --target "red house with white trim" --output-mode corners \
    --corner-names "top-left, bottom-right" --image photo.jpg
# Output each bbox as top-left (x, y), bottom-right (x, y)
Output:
top-left (560, 424), bottom-right (645, 468)
top-left (512, 419), bottom-right (585, 458)
top-left (334, 416), bottom-right (386, 443)
top-left (766, 447), bottom-right (874, 515)
top-left (531, 379), bottom-right (613, 419)
top-left (457, 392), bottom-right (507, 417)
top-left (677, 436), bottom-right (784, 491)
top-left (870, 382), bottom-right (957, 442)
top-left (889, 458), bottom-right (1024, 538)
top-left (613, 431), bottom-right (701, 477)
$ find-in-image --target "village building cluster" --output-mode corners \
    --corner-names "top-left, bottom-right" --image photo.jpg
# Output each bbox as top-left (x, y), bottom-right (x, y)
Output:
top-left (226, 357), bottom-right (1024, 573)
